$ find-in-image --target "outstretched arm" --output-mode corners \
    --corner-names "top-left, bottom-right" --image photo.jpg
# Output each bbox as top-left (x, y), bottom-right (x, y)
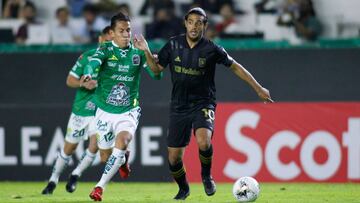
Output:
top-left (66, 74), bottom-right (97, 90)
top-left (230, 61), bottom-right (274, 103)
top-left (133, 34), bottom-right (164, 75)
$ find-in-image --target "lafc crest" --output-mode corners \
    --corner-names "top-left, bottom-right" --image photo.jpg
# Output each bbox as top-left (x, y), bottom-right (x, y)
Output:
top-left (198, 58), bottom-right (206, 67)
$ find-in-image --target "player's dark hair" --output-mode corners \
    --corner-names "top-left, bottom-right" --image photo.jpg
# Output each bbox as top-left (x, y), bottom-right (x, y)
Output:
top-left (110, 12), bottom-right (130, 29)
top-left (101, 26), bottom-right (111, 35)
top-left (184, 7), bottom-right (207, 24)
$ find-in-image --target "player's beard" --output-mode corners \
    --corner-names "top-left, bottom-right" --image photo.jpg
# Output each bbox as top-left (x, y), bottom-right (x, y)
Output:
top-left (187, 30), bottom-right (203, 42)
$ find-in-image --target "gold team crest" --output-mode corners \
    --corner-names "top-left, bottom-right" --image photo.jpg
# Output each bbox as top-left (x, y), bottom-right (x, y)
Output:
top-left (109, 55), bottom-right (118, 61)
top-left (198, 58), bottom-right (206, 67)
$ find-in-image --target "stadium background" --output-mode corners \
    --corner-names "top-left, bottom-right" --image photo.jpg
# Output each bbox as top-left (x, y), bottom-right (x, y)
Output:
top-left (0, 0), bottom-right (360, 185)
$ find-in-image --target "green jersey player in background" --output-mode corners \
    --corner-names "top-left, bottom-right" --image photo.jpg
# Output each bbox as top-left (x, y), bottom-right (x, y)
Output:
top-left (84, 12), bottom-right (162, 201)
top-left (42, 26), bottom-right (114, 195)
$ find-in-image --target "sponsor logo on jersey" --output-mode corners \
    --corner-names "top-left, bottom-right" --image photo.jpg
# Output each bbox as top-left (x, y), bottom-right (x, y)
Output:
top-left (106, 82), bottom-right (130, 106)
top-left (132, 54), bottom-right (140, 66)
top-left (175, 56), bottom-right (181, 62)
top-left (174, 65), bottom-right (205, 76)
top-left (108, 61), bottom-right (117, 67)
top-left (85, 101), bottom-right (96, 111)
top-left (109, 55), bottom-right (118, 61)
top-left (199, 58), bottom-right (206, 68)
top-left (118, 65), bottom-right (129, 72)
top-left (110, 74), bottom-right (135, 82)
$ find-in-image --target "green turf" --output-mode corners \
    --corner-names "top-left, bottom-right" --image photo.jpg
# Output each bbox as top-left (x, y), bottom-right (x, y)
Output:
top-left (0, 182), bottom-right (359, 203)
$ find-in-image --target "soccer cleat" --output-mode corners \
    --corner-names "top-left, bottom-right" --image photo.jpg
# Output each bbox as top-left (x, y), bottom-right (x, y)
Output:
top-left (119, 151), bottom-right (131, 179)
top-left (89, 186), bottom-right (103, 201)
top-left (173, 187), bottom-right (190, 200)
top-left (202, 175), bottom-right (216, 196)
top-left (41, 181), bottom-right (56, 195)
top-left (66, 174), bottom-right (79, 193)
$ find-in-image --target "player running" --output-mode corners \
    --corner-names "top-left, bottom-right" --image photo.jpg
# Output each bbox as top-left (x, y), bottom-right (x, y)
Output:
top-left (42, 26), bottom-right (131, 195)
top-left (133, 7), bottom-right (273, 200)
top-left (84, 12), bottom-right (161, 201)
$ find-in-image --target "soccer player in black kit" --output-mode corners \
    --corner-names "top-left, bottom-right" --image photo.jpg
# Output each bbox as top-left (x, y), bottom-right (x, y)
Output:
top-left (134, 7), bottom-right (273, 200)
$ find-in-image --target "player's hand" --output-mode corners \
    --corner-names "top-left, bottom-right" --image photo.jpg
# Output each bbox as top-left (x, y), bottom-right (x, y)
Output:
top-left (80, 75), bottom-right (97, 90)
top-left (82, 80), bottom-right (97, 90)
top-left (257, 87), bottom-right (274, 104)
top-left (153, 54), bottom-right (159, 63)
top-left (133, 34), bottom-right (149, 51)
top-left (83, 74), bottom-right (92, 82)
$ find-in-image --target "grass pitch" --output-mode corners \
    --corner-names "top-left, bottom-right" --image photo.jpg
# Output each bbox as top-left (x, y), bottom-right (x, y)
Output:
top-left (0, 182), bottom-right (359, 203)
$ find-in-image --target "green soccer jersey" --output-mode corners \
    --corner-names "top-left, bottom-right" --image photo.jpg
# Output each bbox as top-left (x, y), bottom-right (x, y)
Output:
top-left (69, 49), bottom-right (99, 116)
top-left (85, 41), bottom-right (160, 114)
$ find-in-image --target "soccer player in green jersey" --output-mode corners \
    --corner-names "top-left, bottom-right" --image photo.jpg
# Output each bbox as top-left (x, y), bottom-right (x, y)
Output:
top-left (42, 26), bottom-right (113, 195)
top-left (84, 13), bottom-right (162, 201)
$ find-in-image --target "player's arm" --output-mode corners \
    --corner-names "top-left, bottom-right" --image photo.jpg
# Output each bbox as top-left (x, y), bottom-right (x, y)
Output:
top-left (68, 53), bottom-right (98, 89)
top-left (66, 74), bottom-right (97, 90)
top-left (144, 67), bottom-right (163, 80)
top-left (66, 74), bottom-right (82, 88)
top-left (215, 44), bottom-right (273, 103)
top-left (83, 46), bottom-right (107, 79)
top-left (142, 53), bottom-right (163, 80)
top-left (229, 61), bottom-right (273, 103)
top-left (133, 34), bottom-right (165, 74)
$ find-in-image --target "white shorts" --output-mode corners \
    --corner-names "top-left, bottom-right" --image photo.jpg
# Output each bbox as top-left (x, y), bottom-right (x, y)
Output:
top-left (65, 113), bottom-right (96, 144)
top-left (95, 107), bottom-right (141, 150)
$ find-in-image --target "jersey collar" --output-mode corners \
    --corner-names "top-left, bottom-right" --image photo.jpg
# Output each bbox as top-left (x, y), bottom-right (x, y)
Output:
top-left (112, 40), bottom-right (132, 50)
top-left (182, 34), bottom-right (204, 49)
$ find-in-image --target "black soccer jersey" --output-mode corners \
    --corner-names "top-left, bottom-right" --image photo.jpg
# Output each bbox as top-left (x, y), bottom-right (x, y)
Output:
top-left (158, 34), bottom-right (234, 106)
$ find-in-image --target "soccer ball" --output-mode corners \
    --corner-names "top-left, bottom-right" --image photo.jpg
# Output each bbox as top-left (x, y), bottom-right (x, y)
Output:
top-left (232, 176), bottom-right (260, 202)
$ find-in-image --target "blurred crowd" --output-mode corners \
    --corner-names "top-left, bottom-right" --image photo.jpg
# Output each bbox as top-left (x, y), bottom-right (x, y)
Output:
top-left (0, 0), bottom-right (340, 45)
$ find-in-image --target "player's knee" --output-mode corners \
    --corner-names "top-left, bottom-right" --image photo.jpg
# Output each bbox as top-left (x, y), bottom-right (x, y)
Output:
top-left (115, 132), bottom-right (132, 149)
top-left (88, 146), bottom-right (98, 154)
top-left (63, 142), bottom-right (78, 155)
top-left (88, 134), bottom-right (98, 153)
top-left (168, 153), bottom-right (182, 165)
top-left (197, 139), bottom-right (211, 151)
top-left (168, 157), bottom-right (182, 165)
top-left (100, 150), bottom-right (111, 163)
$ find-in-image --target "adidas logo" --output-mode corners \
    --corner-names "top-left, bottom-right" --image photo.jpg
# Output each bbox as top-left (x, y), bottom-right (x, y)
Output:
top-left (109, 55), bottom-right (118, 60)
top-left (175, 56), bottom-right (181, 62)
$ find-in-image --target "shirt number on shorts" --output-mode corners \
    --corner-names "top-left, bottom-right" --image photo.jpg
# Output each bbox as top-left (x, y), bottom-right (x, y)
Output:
top-left (73, 129), bottom-right (85, 137)
top-left (104, 132), bottom-right (114, 142)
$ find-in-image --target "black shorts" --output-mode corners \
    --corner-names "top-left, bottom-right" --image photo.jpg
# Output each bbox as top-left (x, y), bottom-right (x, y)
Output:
top-left (167, 103), bottom-right (216, 147)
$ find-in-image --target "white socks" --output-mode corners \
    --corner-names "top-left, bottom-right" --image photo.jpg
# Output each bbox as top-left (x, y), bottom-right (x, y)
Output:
top-left (72, 149), bottom-right (96, 177)
top-left (49, 149), bottom-right (70, 184)
top-left (96, 148), bottom-right (126, 189)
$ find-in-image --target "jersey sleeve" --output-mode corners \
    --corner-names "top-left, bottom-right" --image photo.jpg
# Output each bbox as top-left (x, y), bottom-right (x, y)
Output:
top-left (140, 50), bottom-right (163, 80)
top-left (215, 44), bottom-right (234, 67)
top-left (69, 54), bottom-right (87, 79)
top-left (158, 40), bottom-right (171, 68)
top-left (144, 67), bottom-right (163, 80)
top-left (84, 44), bottom-right (108, 75)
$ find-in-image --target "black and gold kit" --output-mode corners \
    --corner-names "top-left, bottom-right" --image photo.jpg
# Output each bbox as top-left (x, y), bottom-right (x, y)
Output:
top-left (158, 34), bottom-right (234, 147)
